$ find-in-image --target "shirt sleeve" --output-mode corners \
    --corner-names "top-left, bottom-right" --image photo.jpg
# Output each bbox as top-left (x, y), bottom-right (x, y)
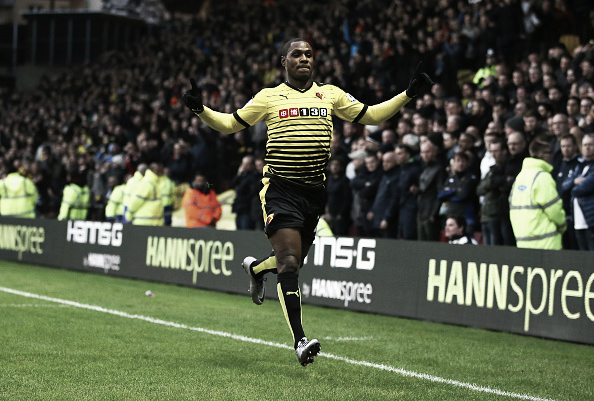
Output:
top-left (332, 88), bottom-right (368, 123)
top-left (357, 91), bottom-right (413, 125)
top-left (197, 89), bottom-right (269, 134)
top-left (196, 107), bottom-right (246, 135)
top-left (234, 89), bottom-right (269, 127)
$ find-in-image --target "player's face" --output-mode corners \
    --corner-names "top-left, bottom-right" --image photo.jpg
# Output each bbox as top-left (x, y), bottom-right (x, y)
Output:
top-left (282, 41), bottom-right (314, 84)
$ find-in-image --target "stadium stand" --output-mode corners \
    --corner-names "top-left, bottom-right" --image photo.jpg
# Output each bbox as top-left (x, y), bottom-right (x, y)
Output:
top-left (0, 0), bottom-right (593, 249)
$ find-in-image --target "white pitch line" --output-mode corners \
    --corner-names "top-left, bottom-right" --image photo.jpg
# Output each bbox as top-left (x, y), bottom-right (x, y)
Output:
top-left (0, 286), bottom-right (558, 401)
top-left (0, 303), bottom-right (71, 308)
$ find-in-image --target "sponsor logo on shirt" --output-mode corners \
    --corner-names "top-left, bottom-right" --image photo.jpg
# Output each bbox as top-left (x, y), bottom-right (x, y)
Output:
top-left (346, 93), bottom-right (359, 102)
top-left (279, 107), bottom-right (328, 119)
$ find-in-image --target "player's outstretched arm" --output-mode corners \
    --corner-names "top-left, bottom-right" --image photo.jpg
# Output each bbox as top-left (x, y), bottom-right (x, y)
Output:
top-left (358, 62), bottom-right (434, 125)
top-left (181, 78), bottom-right (244, 135)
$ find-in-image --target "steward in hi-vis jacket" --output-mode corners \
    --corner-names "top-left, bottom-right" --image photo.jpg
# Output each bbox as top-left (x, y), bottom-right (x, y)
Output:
top-left (58, 170), bottom-right (90, 221)
top-left (124, 166), bottom-right (163, 226)
top-left (509, 137), bottom-right (566, 249)
top-left (0, 162), bottom-right (38, 218)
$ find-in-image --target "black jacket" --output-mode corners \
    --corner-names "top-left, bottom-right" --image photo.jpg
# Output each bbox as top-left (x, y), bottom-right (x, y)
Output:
top-left (417, 160), bottom-right (446, 220)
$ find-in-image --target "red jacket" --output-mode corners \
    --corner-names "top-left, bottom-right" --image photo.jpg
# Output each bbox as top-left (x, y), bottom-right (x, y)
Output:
top-left (182, 188), bottom-right (222, 228)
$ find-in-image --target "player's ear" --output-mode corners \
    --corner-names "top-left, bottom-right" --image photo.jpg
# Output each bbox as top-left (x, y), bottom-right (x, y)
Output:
top-left (281, 56), bottom-right (286, 67)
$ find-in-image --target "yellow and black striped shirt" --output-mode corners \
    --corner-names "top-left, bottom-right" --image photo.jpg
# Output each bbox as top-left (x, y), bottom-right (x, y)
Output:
top-left (233, 81), bottom-right (366, 187)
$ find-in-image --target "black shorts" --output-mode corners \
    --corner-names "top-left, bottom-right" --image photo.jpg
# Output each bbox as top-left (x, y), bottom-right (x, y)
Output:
top-left (260, 177), bottom-right (326, 240)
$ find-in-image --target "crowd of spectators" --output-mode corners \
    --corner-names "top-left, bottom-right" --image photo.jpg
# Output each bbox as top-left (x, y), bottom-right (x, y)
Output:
top-left (1, 0), bottom-right (594, 249)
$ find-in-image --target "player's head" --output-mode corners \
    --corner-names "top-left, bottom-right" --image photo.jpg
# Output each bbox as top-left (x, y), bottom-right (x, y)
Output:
top-left (281, 38), bottom-right (314, 84)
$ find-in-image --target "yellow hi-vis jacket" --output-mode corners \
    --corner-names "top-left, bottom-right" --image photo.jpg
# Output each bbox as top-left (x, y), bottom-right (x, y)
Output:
top-left (509, 157), bottom-right (566, 249)
top-left (0, 172), bottom-right (38, 218)
top-left (124, 169), bottom-right (163, 226)
top-left (123, 171), bottom-right (143, 222)
top-left (58, 183), bottom-right (90, 221)
top-left (159, 175), bottom-right (175, 226)
top-left (105, 184), bottom-right (126, 222)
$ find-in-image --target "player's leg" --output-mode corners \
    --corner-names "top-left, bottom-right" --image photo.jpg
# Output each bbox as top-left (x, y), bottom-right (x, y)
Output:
top-left (269, 227), bottom-right (304, 346)
top-left (242, 177), bottom-right (279, 304)
top-left (249, 251), bottom-right (278, 277)
top-left (242, 252), bottom-right (276, 305)
top-left (270, 227), bottom-right (320, 366)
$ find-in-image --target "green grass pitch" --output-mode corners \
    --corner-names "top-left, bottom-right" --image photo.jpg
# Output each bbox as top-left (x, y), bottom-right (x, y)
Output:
top-left (1, 260), bottom-right (592, 401)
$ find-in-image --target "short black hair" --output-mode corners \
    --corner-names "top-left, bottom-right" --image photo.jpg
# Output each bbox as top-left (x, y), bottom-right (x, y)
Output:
top-left (447, 215), bottom-right (467, 231)
top-left (281, 38), bottom-right (308, 58)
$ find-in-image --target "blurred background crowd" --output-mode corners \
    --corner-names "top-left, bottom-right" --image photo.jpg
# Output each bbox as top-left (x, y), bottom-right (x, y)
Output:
top-left (1, 0), bottom-right (594, 249)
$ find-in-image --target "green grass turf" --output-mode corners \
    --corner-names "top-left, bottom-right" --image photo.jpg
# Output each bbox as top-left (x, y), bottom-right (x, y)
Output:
top-left (0, 260), bottom-right (592, 401)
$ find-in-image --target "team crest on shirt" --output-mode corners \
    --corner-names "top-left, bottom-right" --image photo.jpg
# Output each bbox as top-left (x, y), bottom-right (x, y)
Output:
top-left (266, 213), bottom-right (275, 225)
top-left (316, 92), bottom-right (324, 100)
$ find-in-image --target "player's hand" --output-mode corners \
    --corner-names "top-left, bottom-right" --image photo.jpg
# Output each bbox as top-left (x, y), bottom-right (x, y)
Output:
top-left (406, 62), bottom-right (435, 98)
top-left (182, 78), bottom-right (204, 114)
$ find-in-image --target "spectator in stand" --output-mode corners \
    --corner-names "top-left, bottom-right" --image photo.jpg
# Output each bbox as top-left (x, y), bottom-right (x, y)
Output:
top-left (523, 109), bottom-right (547, 143)
top-left (0, 0), bottom-right (592, 253)
top-left (527, 64), bottom-right (545, 94)
top-left (566, 96), bottom-right (581, 123)
top-left (438, 150), bottom-right (479, 237)
top-left (167, 142), bottom-right (193, 185)
top-left (480, 130), bottom-right (499, 179)
top-left (509, 135), bottom-right (566, 249)
top-left (476, 138), bottom-right (510, 245)
top-left (504, 131), bottom-right (529, 189)
top-left (345, 137), bottom-right (368, 180)
top-left (563, 133), bottom-right (594, 250)
top-left (323, 157), bottom-right (352, 236)
top-left (182, 172), bottom-right (222, 229)
top-left (492, 99), bottom-right (513, 128)
top-left (350, 152), bottom-right (382, 237)
top-left (578, 97), bottom-right (593, 128)
top-left (231, 154), bottom-right (260, 230)
top-left (468, 98), bottom-right (492, 133)
top-left (555, 134), bottom-right (581, 250)
top-left (396, 119), bottom-right (413, 143)
top-left (550, 113), bottom-right (571, 170)
top-left (413, 115), bottom-right (430, 138)
top-left (395, 144), bottom-right (421, 240)
top-left (442, 131), bottom-right (459, 162)
top-left (367, 151), bottom-right (400, 238)
top-left (445, 215), bottom-right (478, 245)
top-left (457, 130), bottom-right (481, 176)
top-left (411, 138), bottom-right (446, 242)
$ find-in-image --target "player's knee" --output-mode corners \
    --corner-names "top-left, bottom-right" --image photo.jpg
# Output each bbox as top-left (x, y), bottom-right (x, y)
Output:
top-left (277, 254), bottom-right (300, 274)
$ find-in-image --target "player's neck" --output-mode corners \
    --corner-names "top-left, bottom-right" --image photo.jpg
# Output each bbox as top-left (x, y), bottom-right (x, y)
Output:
top-left (286, 77), bottom-right (312, 90)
